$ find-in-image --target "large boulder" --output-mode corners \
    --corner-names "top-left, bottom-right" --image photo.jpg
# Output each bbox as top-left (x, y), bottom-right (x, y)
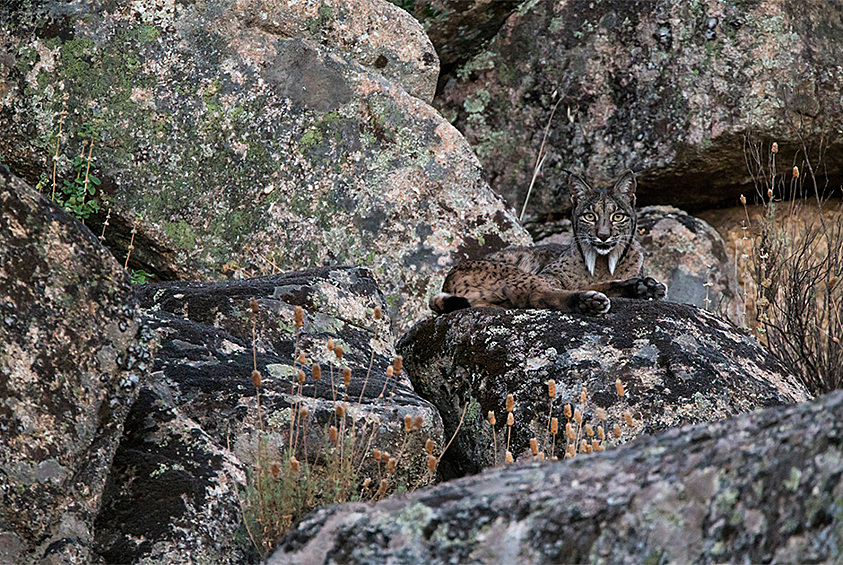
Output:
top-left (0, 0), bottom-right (530, 330)
top-left (397, 299), bottom-right (809, 478)
top-left (272, 389), bottom-right (843, 564)
top-left (94, 267), bottom-right (444, 562)
top-left (434, 0), bottom-right (843, 217)
top-left (0, 168), bottom-right (147, 563)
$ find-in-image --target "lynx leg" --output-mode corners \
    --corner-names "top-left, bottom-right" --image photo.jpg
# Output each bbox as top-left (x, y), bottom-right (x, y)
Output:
top-left (587, 277), bottom-right (666, 300)
top-left (530, 289), bottom-right (611, 315)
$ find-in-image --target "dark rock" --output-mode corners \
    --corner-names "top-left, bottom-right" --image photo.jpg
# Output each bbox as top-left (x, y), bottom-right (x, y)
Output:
top-left (0, 0), bottom-right (529, 330)
top-left (0, 170), bottom-right (146, 563)
top-left (397, 300), bottom-right (809, 478)
top-left (94, 267), bottom-right (444, 562)
top-left (271, 390), bottom-right (843, 565)
top-left (435, 0), bottom-right (843, 217)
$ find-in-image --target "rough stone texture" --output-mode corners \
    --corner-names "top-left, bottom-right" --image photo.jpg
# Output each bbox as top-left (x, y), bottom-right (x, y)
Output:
top-left (0, 168), bottom-right (146, 563)
top-left (235, 0), bottom-right (440, 101)
top-left (535, 205), bottom-right (741, 325)
top-left (395, 0), bottom-right (521, 72)
top-left (435, 0), bottom-right (843, 218)
top-left (397, 299), bottom-right (809, 478)
top-left (272, 390), bottom-right (843, 565)
top-left (94, 267), bottom-right (444, 563)
top-left (0, 0), bottom-right (529, 331)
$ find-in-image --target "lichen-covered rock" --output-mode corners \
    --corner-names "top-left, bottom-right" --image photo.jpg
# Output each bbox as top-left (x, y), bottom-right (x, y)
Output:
top-left (272, 390), bottom-right (843, 565)
top-left (435, 0), bottom-right (843, 217)
top-left (236, 0), bottom-right (440, 101)
top-left (0, 0), bottom-right (529, 330)
top-left (534, 205), bottom-right (741, 325)
top-left (397, 299), bottom-right (809, 477)
top-left (94, 267), bottom-right (444, 563)
top-left (0, 168), bottom-right (146, 563)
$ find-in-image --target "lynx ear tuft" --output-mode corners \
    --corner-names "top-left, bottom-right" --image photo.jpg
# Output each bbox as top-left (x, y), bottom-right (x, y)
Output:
top-left (613, 171), bottom-right (637, 205)
top-left (565, 170), bottom-right (592, 203)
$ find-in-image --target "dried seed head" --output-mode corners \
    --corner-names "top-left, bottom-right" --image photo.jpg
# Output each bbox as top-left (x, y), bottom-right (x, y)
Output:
top-left (574, 409), bottom-right (583, 424)
top-left (740, 194), bottom-right (747, 206)
top-left (387, 458), bottom-right (396, 474)
top-left (506, 394), bottom-right (514, 412)
top-left (394, 355), bottom-right (403, 374)
top-left (271, 463), bottom-right (280, 478)
top-left (538, 452), bottom-right (546, 461)
top-left (373, 449), bottom-right (382, 461)
top-left (624, 411), bottom-right (634, 427)
top-left (551, 417), bottom-right (559, 435)
top-left (297, 351), bottom-right (306, 365)
top-left (374, 306), bottom-right (382, 320)
top-left (312, 364), bottom-right (321, 381)
top-left (251, 369), bottom-right (262, 387)
top-left (772, 142), bottom-right (779, 154)
top-left (363, 477), bottom-right (372, 488)
top-left (378, 478), bottom-right (389, 496)
top-left (566, 445), bottom-right (576, 458)
top-left (336, 404), bottom-right (346, 418)
top-left (290, 456), bottom-right (300, 472)
top-left (343, 366), bottom-right (351, 387)
top-left (585, 424), bottom-right (594, 437)
top-left (507, 412), bottom-right (514, 426)
top-left (297, 369), bottom-right (306, 384)
top-left (597, 407), bottom-right (606, 421)
top-left (413, 415), bottom-right (423, 430)
top-left (565, 422), bottom-right (575, 441)
top-left (580, 439), bottom-right (589, 453)
top-left (505, 450), bottom-right (514, 464)
top-left (381, 451), bottom-right (390, 461)
top-left (530, 438), bottom-right (539, 456)
top-left (767, 188), bottom-right (774, 199)
top-left (329, 425), bottom-right (338, 443)
top-left (548, 379), bottom-right (557, 398)
top-left (334, 344), bottom-right (344, 360)
top-left (249, 297), bottom-right (259, 314)
top-left (299, 406), bottom-right (309, 418)
top-left (613, 423), bottom-right (621, 438)
top-left (294, 305), bottom-right (304, 327)
top-left (428, 454), bottom-right (437, 473)
top-left (404, 414), bottom-right (412, 432)
top-left (425, 438), bottom-right (435, 455)
top-left (597, 425), bottom-right (605, 440)
top-left (615, 379), bottom-right (625, 397)
top-left (564, 404), bottom-right (572, 419)
top-left (592, 439), bottom-right (600, 451)
top-left (580, 388), bottom-right (587, 405)
top-left (386, 365), bottom-right (394, 378)
top-left (793, 166), bottom-right (800, 178)
top-left (488, 411), bottom-right (496, 426)
top-left (327, 339), bottom-right (335, 351)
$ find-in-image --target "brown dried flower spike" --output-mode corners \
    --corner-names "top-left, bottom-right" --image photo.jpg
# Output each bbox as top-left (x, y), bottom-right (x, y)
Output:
top-left (249, 297), bottom-right (259, 314)
top-left (506, 394), bottom-right (514, 412)
top-left (312, 364), bottom-right (321, 381)
top-left (251, 369), bottom-right (262, 387)
top-left (294, 305), bottom-right (304, 327)
top-left (548, 379), bottom-right (556, 398)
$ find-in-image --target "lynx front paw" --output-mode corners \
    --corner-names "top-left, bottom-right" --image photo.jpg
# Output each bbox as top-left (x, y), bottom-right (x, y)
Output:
top-left (575, 291), bottom-right (611, 315)
top-left (623, 277), bottom-right (667, 300)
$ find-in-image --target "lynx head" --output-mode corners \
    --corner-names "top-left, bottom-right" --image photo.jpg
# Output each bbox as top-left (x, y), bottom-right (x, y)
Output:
top-left (568, 171), bottom-right (637, 276)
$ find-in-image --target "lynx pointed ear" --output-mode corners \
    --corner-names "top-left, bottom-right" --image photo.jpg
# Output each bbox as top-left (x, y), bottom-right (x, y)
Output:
top-left (613, 171), bottom-right (637, 206)
top-left (565, 171), bottom-right (592, 204)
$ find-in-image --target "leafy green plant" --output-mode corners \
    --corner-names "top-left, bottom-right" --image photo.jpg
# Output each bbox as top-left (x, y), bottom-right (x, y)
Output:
top-left (130, 269), bottom-right (153, 284)
top-left (56, 145), bottom-right (100, 221)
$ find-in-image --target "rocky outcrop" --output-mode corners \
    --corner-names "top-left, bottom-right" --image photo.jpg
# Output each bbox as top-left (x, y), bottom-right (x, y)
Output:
top-left (0, 168), bottom-right (147, 563)
top-left (272, 389), bottom-right (843, 564)
top-left (94, 267), bottom-right (444, 563)
top-left (535, 205), bottom-right (741, 325)
top-left (0, 0), bottom-right (529, 330)
top-left (398, 299), bottom-right (809, 477)
top-left (435, 0), bottom-right (843, 217)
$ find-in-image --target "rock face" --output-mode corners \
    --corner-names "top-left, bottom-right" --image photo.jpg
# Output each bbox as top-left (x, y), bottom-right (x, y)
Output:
top-left (0, 0), bottom-right (530, 329)
top-left (0, 169), bottom-right (146, 563)
top-left (398, 299), bottom-right (809, 477)
top-left (535, 205), bottom-right (741, 325)
top-left (94, 267), bottom-right (444, 563)
top-left (435, 0), bottom-right (843, 217)
top-left (272, 390), bottom-right (843, 565)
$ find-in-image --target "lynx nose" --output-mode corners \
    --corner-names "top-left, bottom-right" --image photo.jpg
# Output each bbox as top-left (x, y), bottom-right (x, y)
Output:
top-left (597, 228), bottom-right (611, 242)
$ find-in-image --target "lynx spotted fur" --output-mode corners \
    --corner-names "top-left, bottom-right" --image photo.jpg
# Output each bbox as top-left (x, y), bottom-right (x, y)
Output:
top-left (430, 171), bottom-right (666, 315)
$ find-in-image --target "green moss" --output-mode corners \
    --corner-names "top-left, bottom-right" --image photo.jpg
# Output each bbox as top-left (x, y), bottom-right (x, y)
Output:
top-left (299, 128), bottom-right (323, 153)
top-left (163, 220), bottom-right (198, 249)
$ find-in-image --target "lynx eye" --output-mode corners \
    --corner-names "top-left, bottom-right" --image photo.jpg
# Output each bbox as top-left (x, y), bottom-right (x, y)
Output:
top-left (582, 212), bottom-right (597, 222)
top-left (611, 212), bottom-right (627, 222)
